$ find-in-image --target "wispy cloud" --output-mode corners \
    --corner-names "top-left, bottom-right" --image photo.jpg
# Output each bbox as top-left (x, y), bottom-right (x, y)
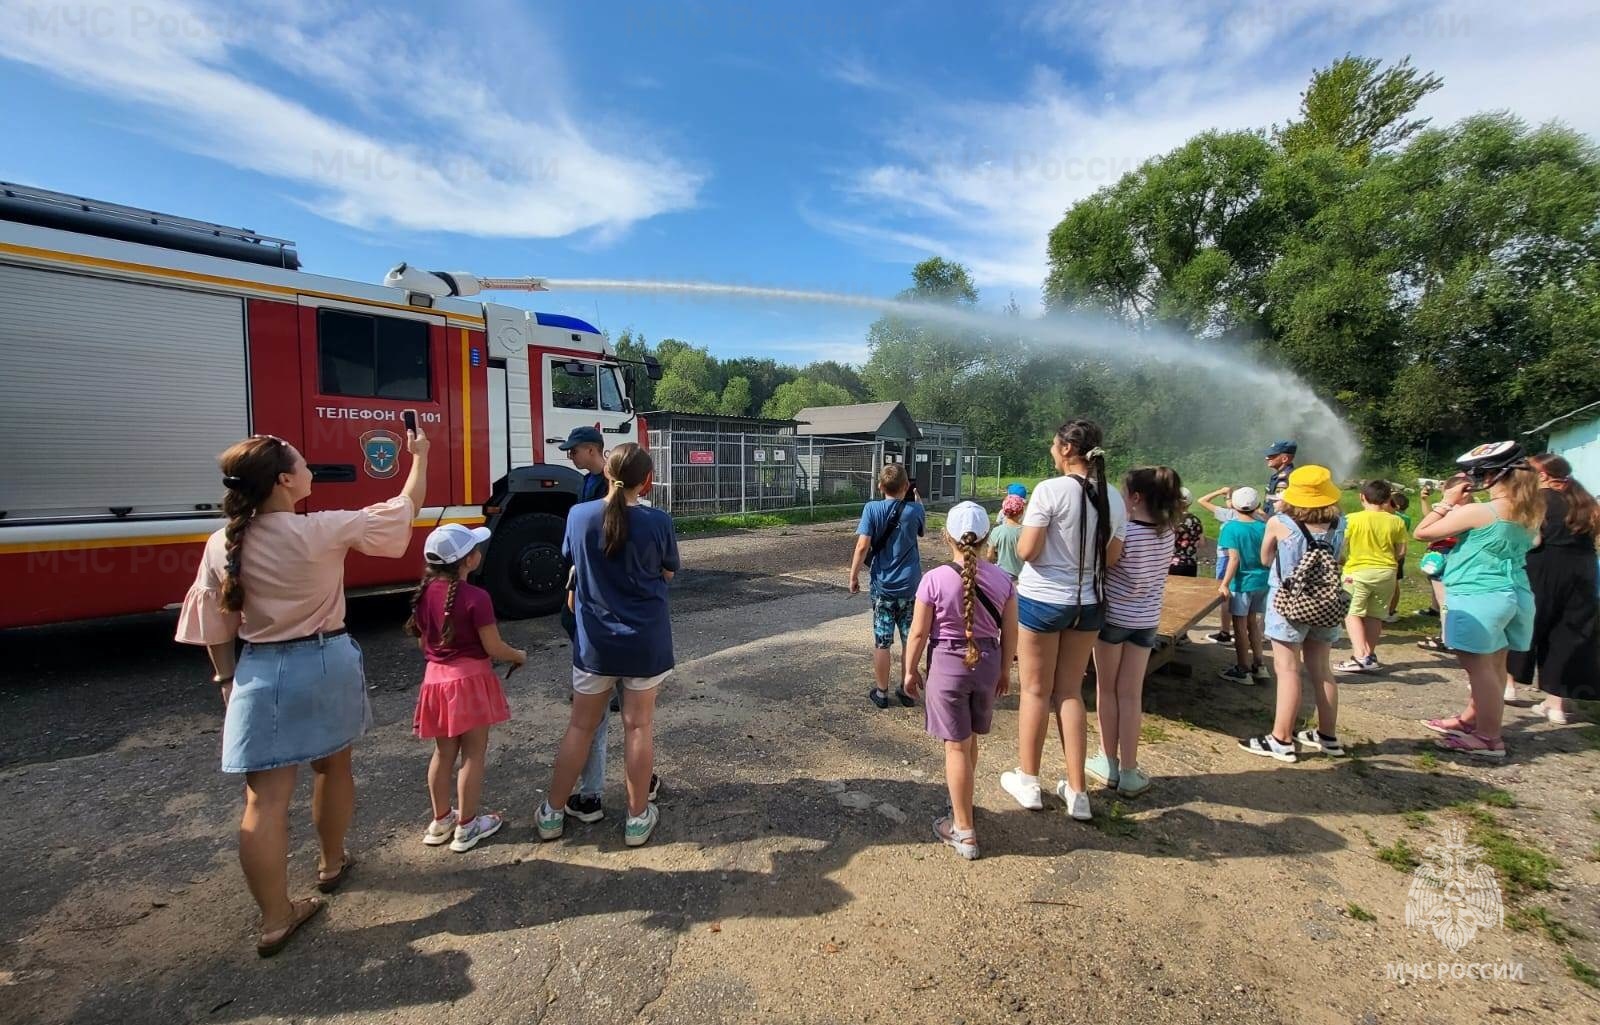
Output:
top-left (0, 0), bottom-right (703, 242)
top-left (816, 0), bottom-right (1600, 299)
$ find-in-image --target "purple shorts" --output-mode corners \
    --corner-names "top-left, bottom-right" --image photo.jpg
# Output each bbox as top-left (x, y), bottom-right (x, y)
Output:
top-left (923, 638), bottom-right (1002, 742)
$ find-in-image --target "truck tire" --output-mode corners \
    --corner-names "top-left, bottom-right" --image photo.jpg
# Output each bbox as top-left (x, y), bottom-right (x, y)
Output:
top-left (483, 512), bottom-right (567, 619)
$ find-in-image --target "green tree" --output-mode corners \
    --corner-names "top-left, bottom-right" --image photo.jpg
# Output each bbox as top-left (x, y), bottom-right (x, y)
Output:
top-left (1275, 55), bottom-right (1443, 162)
top-left (718, 375), bottom-right (753, 416)
top-left (760, 377), bottom-right (853, 420)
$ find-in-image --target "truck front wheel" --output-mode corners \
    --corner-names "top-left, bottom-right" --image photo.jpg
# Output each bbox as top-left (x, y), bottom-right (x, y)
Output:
top-left (483, 512), bottom-right (567, 618)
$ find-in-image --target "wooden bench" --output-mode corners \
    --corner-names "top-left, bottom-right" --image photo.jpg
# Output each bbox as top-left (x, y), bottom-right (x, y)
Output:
top-left (1147, 576), bottom-right (1226, 678)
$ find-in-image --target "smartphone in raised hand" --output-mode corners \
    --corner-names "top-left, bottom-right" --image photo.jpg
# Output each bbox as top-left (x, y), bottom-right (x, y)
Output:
top-left (402, 409), bottom-right (419, 435)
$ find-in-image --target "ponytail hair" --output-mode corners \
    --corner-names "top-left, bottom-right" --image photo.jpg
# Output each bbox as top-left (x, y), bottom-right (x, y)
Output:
top-left (216, 436), bottom-right (297, 613)
top-left (953, 528), bottom-right (991, 669)
top-left (603, 442), bottom-right (654, 558)
top-left (1123, 466), bottom-right (1184, 532)
top-left (1056, 418), bottom-right (1111, 602)
top-left (1529, 453), bottom-right (1600, 541)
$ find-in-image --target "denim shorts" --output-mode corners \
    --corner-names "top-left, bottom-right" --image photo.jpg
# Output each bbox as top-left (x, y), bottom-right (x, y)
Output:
top-left (1017, 594), bottom-right (1105, 633)
top-left (222, 633), bottom-right (372, 773)
top-left (1227, 588), bottom-right (1268, 617)
top-left (1263, 591), bottom-right (1342, 646)
top-left (1098, 622), bottom-right (1159, 648)
top-left (871, 595), bottom-right (915, 649)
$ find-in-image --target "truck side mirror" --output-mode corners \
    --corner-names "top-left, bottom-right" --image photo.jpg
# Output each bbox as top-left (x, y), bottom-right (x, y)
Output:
top-left (644, 355), bottom-right (663, 381)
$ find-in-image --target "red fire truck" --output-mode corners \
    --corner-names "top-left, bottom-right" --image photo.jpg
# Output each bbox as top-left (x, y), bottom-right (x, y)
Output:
top-left (0, 183), bottom-right (658, 629)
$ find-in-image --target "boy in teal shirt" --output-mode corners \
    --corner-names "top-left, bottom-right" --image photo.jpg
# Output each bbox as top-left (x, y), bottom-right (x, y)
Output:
top-left (1216, 487), bottom-right (1271, 683)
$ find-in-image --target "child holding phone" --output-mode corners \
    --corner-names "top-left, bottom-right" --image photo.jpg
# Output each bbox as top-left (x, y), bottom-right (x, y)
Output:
top-left (406, 524), bottom-right (525, 852)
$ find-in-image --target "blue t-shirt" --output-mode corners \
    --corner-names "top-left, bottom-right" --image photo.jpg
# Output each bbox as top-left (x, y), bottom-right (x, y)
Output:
top-left (578, 471), bottom-right (607, 503)
top-left (857, 497), bottom-right (925, 599)
top-left (1218, 518), bottom-right (1270, 593)
top-left (563, 501), bottom-right (680, 677)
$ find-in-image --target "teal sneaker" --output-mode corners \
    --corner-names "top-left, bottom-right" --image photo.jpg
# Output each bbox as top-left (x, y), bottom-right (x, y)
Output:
top-left (1085, 752), bottom-right (1120, 788)
top-left (536, 801), bottom-right (565, 841)
top-left (624, 803), bottom-right (659, 847)
top-left (1116, 766), bottom-right (1152, 798)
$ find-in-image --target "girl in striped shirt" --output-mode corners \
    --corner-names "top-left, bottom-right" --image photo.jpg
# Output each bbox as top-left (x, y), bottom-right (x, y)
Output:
top-left (1088, 466), bottom-right (1184, 797)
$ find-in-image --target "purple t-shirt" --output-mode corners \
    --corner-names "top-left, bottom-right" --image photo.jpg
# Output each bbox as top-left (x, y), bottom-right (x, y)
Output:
top-left (916, 561), bottom-right (1015, 642)
top-left (416, 579), bottom-right (496, 665)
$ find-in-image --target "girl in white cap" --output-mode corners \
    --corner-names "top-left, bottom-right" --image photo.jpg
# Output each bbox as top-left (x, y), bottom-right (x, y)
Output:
top-left (406, 524), bottom-right (526, 852)
top-left (903, 501), bottom-right (1018, 859)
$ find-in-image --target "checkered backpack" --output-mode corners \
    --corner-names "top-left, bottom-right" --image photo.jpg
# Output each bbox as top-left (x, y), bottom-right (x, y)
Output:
top-left (1271, 519), bottom-right (1350, 627)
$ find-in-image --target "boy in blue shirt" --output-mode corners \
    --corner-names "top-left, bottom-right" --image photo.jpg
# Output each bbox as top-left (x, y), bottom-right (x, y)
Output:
top-left (1216, 487), bottom-right (1272, 684)
top-left (849, 464), bottom-right (926, 708)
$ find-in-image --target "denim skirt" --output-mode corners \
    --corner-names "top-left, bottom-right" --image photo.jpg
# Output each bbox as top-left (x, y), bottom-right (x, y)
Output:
top-left (221, 633), bottom-right (372, 773)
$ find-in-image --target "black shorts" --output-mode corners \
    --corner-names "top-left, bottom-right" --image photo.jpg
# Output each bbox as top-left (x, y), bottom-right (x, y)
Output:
top-left (1168, 564), bottom-right (1198, 578)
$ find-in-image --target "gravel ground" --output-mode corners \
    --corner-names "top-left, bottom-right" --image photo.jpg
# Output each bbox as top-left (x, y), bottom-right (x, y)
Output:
top-left (1, 520), bottom-right (1598, 1025)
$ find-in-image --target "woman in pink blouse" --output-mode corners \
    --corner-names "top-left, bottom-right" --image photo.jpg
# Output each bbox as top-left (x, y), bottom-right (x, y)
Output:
top-left (177, 430), bottom-right (428, 956)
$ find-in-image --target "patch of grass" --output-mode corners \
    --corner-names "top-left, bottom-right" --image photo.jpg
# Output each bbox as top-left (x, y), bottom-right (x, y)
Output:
top-left (1591, 842), bottom-right (1600, 863)
top-left (1415, 750), bottom-right (1441, 773)
top-left (1579, 725), bottom-right (1600, 751)
top-left (671, 504), bottom-right (862, 535)
top-left (1462, 813), bottom-right (1556, 897)
top-left (1478, 788), bottom-right (1517, 809)
top-left (1565, 953), bottom-right (1600, 989)
top-left (1359, 826), bottom-right (1380, 848)
top-left (1347, 903), bottom-right (1376, 923)
top-left (1089, 801), bottom-right (1137, 839)
top-left (1449, 803), bottom-right (1498, 828)
top-left (1401, 811), bottom-right (1432, 830)
top-left (1139, 720), bottom-right (1172, 744)
top-left (1376, 837), bottom-right (1421, 872)
top-left (1506, 906), bottom-right (1583, 945)
top-left (1345, 756), bottom-right (1372, 778)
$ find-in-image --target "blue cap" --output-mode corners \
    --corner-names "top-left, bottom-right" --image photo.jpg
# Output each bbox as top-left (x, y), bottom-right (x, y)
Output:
top-left (1264, 440), bottom-right (1298, 457)
top-left (559, 426), bottom-right (604, 451)
top-left (1006, 482), bottom-right (1028, 498)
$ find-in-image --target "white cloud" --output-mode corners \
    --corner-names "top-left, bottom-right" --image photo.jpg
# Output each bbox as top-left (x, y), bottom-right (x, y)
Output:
top-left (819, 0), bottom-right (1600, 299)
top-left (0, 0), bottom-right (703, 241)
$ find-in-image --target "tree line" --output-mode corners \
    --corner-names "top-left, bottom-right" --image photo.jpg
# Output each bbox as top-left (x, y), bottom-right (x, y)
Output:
top-left (614, 56), bottom-right (1600, 479)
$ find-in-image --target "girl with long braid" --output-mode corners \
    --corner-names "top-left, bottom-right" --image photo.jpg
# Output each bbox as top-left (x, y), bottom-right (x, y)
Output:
top-left (538, 443), bottom-right (679, 848)
top-left (903, 502), bottom-right (1018, 860)
top-left (176, 428), bottom-right (428, 956)
top-left (407, 524), bottom-right (525, 852)
top-left (1001, 419), bottom-right (1127, 823)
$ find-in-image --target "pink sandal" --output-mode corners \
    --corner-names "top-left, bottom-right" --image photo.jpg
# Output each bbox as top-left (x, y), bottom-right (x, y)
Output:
top-left (1434, 732), bottom-right (1506, 759)
top-left (1421, 716), bottom-right (1475, 736)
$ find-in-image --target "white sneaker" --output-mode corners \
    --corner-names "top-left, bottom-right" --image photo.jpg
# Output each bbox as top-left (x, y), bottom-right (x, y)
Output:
top-left (1543, 705), bottom-right (1570, 725)
top-left (1054, 780), bottom-right (1093, 821)
top-left (999, 769), bottom-right (1044, 811)
top-left (423, 809), bottom-right (458, 846)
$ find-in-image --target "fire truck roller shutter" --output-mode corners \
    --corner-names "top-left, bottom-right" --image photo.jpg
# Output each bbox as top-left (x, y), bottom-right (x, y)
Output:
top-left (0, 263), bottom-right (248, 520)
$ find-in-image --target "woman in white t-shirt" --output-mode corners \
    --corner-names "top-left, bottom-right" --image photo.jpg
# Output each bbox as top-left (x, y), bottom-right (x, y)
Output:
top-left (1000, 419), bottom-right (1128, 822)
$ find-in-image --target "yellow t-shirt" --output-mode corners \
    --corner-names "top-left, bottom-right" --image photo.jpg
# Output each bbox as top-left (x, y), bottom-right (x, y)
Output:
top-left (1343, 509), bottom-right (1408, 572)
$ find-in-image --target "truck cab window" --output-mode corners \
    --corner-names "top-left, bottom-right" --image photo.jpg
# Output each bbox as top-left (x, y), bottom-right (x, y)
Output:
top-left (550, 358), bottom-right (597, 409)
top-left (318, 309), bottom-right (430, 400)
top-left (599, 366), bottom-right (626, 412)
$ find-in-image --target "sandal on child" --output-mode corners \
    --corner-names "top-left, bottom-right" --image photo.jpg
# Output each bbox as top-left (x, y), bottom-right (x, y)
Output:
top-left (1434, 732), bottom-right (1506, 760)
top-left (1417, 637), bottom-right (1449, 652)
top-left (256, 897), bottom-right (325, 958)
top-left (316, 850), bottom-right (356, 894)
top-left (933, 816), bottom-right (979, 860)
top-left (1421, 716), bottom-right (1474, 736)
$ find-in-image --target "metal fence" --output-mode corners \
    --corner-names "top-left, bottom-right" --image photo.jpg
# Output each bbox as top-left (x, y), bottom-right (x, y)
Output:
top-left (646, 430), bottom-right (998, 516)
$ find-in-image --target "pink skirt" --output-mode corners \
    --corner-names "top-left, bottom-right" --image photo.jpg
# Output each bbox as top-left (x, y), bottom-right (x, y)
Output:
top-left (413, 659), bottom-right (511, 739)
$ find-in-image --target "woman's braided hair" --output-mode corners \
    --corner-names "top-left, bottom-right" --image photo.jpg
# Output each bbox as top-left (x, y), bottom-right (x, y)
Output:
top-left (217, 436), bottom-right (297, 613)
top-left (403, 561), bottom-right (466, 646)
top-left (954, 527), bottom-right (992, 669)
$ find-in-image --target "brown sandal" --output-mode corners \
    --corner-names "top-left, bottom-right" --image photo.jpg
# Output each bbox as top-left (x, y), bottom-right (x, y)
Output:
top-left (316, 850), bottom-right (356, 894)
top-left (256, 897), bottom-right (325, 958)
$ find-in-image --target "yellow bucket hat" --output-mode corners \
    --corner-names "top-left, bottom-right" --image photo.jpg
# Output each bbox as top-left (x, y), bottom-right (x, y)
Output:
top-left (1281, 465), bottom-right (1341, 508)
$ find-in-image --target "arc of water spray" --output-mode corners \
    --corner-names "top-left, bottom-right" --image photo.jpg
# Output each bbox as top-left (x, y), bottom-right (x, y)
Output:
top-left (542, 277), bottom-right (1362, 475)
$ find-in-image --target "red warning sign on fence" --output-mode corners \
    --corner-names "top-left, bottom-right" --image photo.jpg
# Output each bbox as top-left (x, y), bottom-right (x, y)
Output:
top-left (688, 450), bottom-right (715, 465)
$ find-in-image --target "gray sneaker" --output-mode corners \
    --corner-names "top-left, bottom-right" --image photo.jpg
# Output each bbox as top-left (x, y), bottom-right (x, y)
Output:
top-left (933, 816), bottom-right (979, 860)
top-left (624, 803), bottom-right (659, 847)
top-left (450, 813), bottom-right (504, 853)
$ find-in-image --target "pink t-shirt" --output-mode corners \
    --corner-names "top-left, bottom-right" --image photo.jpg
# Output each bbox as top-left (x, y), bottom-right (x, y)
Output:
top-left (915, 561), bottom-right (1015, 642)
top-left (175, 496), bottom-right (415, 644)
top-left (415, 579), bottom-right (495, 665)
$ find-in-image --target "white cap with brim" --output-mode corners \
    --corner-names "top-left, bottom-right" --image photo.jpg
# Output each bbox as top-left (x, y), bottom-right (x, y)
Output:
top-left (1230, 486), bottom-right (1261, 512)
top-left (424, 524), bottom-right (493, 565)
top-left (945, 501), bottom-right (992, 542)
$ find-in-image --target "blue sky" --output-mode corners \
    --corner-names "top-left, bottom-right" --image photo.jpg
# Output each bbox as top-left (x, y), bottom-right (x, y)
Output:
top-left (3, 0), bottom-right (1598, 367)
